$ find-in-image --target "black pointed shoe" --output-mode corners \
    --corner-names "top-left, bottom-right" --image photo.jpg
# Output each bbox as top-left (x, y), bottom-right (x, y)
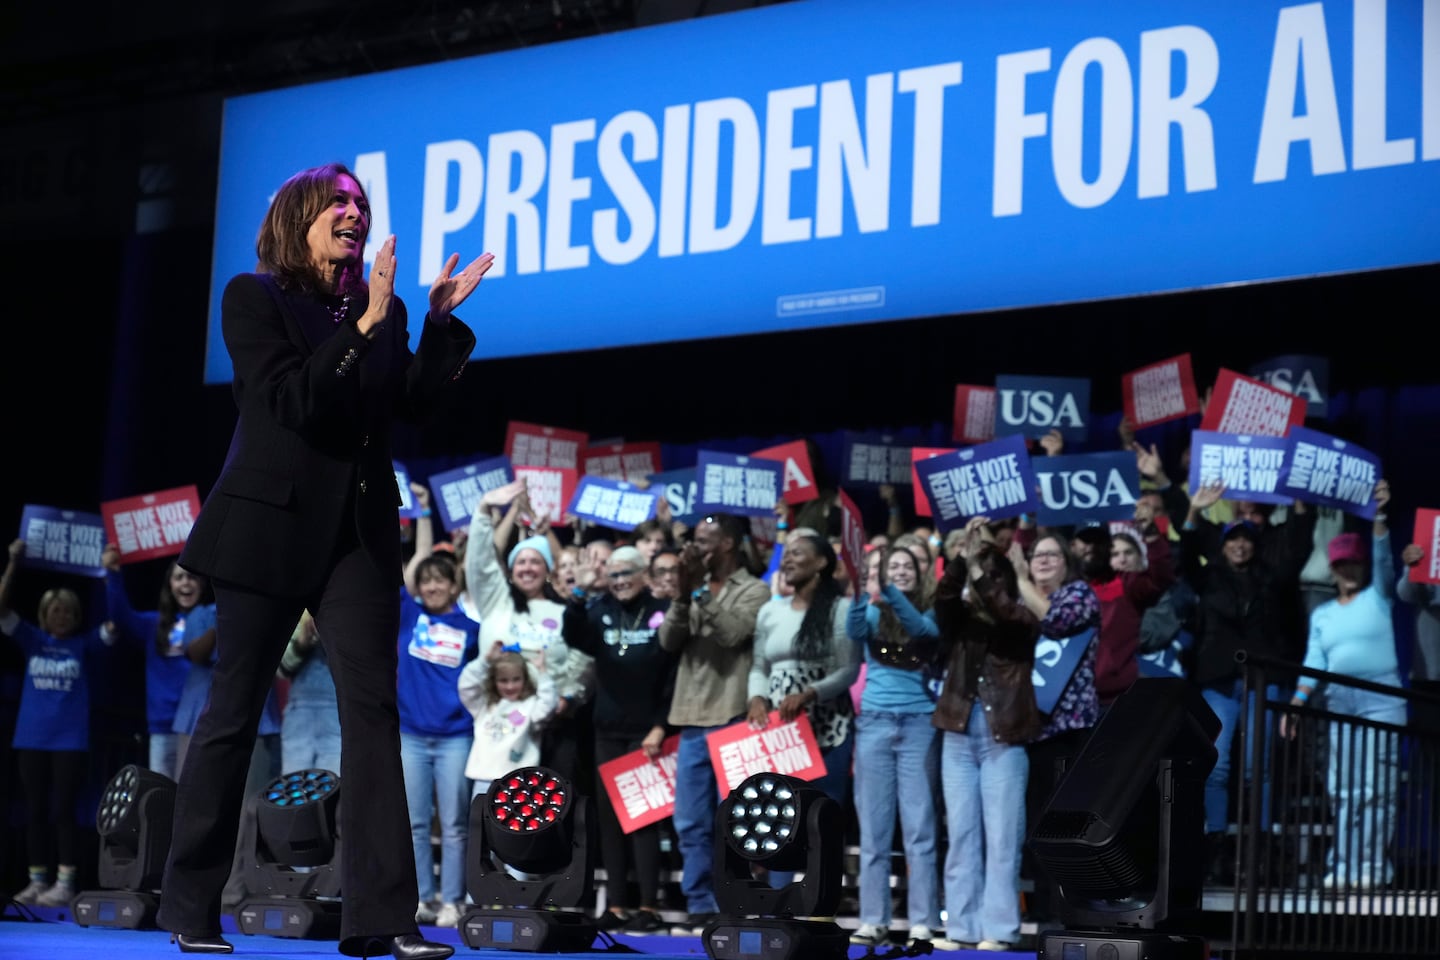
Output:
top-left (171, 933), bottom-right (235, 954)
top-left (343, 934), bottom-right (455, 960)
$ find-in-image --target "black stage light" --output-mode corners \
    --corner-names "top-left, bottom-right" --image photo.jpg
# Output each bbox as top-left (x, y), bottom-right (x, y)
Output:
top-left (73, 765), bottom-right (176, 930)
top-left (1030, 678), bottom-right (1221, 960)
top-left (702, 773), bottom-right (849, 960)
top-left (460, 766), bottom-right (597, 953)
top-left (235, 769), bottom-right (343, 940)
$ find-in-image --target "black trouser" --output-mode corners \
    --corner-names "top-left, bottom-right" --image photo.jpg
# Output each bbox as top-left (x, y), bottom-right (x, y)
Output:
top-left (15, 748), bottom-right (88, 869)
top-left (158, 542), bottom-right (419, 953)
top-left (594, 733), bottom-right (663, 910)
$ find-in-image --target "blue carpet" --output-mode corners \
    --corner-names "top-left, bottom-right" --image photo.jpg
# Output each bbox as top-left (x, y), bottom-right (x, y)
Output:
top-left (0, 903), bottom-right (1031, 957)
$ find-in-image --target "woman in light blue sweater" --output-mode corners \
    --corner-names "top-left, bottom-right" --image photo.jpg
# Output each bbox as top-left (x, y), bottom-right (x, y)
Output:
top-left (1284, 480), bottom-right (1402, 890)
top-left (844, 544), bottom-right (942, 947)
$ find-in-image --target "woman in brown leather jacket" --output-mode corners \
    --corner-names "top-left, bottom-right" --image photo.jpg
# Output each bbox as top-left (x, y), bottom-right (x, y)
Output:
top-left (930, 517), bottom-right (1041, 952)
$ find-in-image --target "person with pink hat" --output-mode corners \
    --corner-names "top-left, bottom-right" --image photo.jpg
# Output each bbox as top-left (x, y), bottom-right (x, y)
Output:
top-left (1281, 479), bottom-right (1402, 891)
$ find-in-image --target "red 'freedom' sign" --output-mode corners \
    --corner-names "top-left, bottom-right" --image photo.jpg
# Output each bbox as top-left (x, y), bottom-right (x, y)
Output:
top-left (705, 711), bottom-right (825, 797)
top-left (1200, 369), bottom-right (1306, 437)
top-left (597, 735), bottom-right (680, 834)
top-left (1122, 353), bottom-right (1199, 428)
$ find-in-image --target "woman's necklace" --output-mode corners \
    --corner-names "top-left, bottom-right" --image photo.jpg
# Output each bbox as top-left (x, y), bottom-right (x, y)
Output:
top-left (616, 601), bottom-right (649, 656)
top-left (329, 295), bottom-right (352, 325)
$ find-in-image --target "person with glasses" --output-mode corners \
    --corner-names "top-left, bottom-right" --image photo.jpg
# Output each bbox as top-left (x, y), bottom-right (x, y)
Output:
top-left (660, 513), bottom-right (770, 936)
top-left (1008, 532), bottom-right (1101, 928)
top-left (566, 545), bottom-right (676, 935)
top-left (648, 547), bottom-right (682, 601)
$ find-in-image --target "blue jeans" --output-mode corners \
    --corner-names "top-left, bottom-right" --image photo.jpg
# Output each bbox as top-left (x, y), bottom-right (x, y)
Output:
top-left (400, 732), bottom-right (472, 904)
top-left (149, 732), bottom-right (180, 781)
top-left (854, 710), bottom-right (941, 929)
top-left (768, 729), bottom-right (855, 889)
top-left (282, 700), bottom-right (343, 775)
top-left (1325, 680), bottom-right (1406, 885)
top-left (940, 704), bottom-right (1028, 945)
top-left (673, 723), bottom-right (730, 914)
top-left (1202, 680), bottom-right (1279, 835)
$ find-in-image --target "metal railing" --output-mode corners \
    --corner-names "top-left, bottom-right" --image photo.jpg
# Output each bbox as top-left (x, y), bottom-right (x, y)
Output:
top-left (1227, 651), bottom-right (1440, 958)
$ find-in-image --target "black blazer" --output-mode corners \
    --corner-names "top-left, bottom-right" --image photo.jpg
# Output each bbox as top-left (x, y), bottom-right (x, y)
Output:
top-left (180, 272), bottom-right (475, 598)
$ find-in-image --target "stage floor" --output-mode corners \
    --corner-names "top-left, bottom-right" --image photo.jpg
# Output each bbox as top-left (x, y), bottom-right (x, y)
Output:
top-left (0, 903), bottom-right (1034, 959)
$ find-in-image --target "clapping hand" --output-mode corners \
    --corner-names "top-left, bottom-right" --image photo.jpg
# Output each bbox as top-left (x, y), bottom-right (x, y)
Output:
top-left (428, 251), bottom-right (496, 323)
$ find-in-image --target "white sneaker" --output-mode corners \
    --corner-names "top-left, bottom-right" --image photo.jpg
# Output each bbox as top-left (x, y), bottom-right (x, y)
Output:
top-left (908, 924), bottom-right (936, 942)
top-left (13, 880), bottom-right (49, 905)
top-left (934, 938), bottom-right (979, 951)
top-left (435, 902), bottom-right (462, 928)
top-left (849, 923), bottom-right (889, 946)
top-left (415, 900), bottom-right (439, 924)
top-left (35, 881), bottom-right (76, 907)
top-left (978, 940), bottom-right (1015, 952)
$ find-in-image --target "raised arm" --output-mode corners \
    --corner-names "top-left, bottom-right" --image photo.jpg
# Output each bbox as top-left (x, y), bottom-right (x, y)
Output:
top-left (467, 480), bottom-right (526, 618)
top-left (402, 482), bottom-right (435, 596)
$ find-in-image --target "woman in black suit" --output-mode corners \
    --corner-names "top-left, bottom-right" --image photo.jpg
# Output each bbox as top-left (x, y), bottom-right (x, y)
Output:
top-left (158, 161), bottom-right (491, 960)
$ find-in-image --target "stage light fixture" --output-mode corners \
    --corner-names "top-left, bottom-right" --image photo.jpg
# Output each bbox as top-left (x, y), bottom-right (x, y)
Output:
top-left (73, 764), bottom-right (176, 930)
top-left (235, 768), bottom-right (343, 940)
top-left (1030, 678), bottom-right (1221, 960)
top-left (703, 773), bottom-right (849, 960)
top-left (460, 766), bottom-right (597, 953)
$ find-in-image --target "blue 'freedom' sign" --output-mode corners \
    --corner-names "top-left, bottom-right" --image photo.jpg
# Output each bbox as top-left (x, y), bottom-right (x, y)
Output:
top-left (206, 0), bottom-right (1440, 381)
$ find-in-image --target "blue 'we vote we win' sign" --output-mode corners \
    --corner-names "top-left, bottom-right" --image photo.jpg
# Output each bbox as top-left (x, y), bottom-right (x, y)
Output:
top-left (914, 435), bottom-right (1039, 531)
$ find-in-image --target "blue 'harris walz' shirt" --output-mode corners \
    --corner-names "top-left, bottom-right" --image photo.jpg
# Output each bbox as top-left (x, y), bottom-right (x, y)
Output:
top-left (397, 590), bottom-right (481, 738)
top-left (7, 617), bottom-right (111, 751)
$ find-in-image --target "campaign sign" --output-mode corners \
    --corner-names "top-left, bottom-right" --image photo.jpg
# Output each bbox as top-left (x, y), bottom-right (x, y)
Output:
top-left (1250, 355), bottom-right (1330, 419)
top-left (909, 447), bottom-right (958, 518)
top-left (1279, 427), bottom-right (1381, 519)
top-left (18, 505), bottom-right (106, 578)
top-left (751, 440), bottom-right (819, 505)
top-left (1411, 509), bottom-right (1440, 586)
top-left (395, 461), bottom-right (423, 520)
top-left (1035, 453), bottom-right (1141, 526)
top-left (952, 385), bottom-right (997, 444)
top-left (513, 466), bottom-right (577, 524)
top-left (836, 488), bottom-right (868, 590)
top-left (706, 711), bottom-right (825, 796)
top-left (1187, 431), bottom-right (1290, 506)
top-left (695, 451), bottom-right (783, 518)
top-left (1123, 353), bottom-right (1199, 429)
top-left (648, 468), bottom-right (701, 527)
top-left (1137, 643), bottom-right (1187, 679)
top-left (567, 476), bottom-right (659, 529)
top-left (842, 432), bottom-right (913, 488)
top-left (597, 735), bottom-right (681, 834)
top-left (1032, 627), bottom-right (1096, 715)
top-left (1200, 369), bottom-right (1307, 437)
top-left (581, 442), bottom-right (663, 482)
top-left (914, 435), bottom-right (1038, 530)
top-left (994, 375), bottom-right (1091, 442)
top-left (429, 456), bottom-right (515, 531)
top-left (102, 486), bottom-right (202, 564)
top-left (504, 421), bottom-right (589, 470)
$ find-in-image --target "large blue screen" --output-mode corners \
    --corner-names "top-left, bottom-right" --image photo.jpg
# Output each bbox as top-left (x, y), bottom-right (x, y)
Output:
top-left (205, 0), bottom-right (1440, 381)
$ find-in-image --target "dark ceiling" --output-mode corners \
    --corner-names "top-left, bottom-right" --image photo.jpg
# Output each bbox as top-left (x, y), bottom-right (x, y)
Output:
top-left (0, 0), bottom-right (786, 125)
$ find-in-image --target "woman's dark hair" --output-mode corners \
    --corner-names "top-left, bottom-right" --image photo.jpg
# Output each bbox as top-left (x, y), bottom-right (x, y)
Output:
top-left (790, 533), bottom-right (843, 661)
top-left (632, 518), bottom-right (672, 547)
top-left (416, 553), bottom-right (458, 586)
top-left (256, 162), bottom-right (370, 296)
top-left (1071, 525), bottom-right (1114, 581)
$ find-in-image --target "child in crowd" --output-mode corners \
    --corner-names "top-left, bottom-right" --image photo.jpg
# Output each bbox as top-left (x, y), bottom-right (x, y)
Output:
top-left (2, 538), bottom-right (117, 907)
top-left (458, 643), bottom-right (557, 797)
top-left (398, 551), bottom-right (481, 928)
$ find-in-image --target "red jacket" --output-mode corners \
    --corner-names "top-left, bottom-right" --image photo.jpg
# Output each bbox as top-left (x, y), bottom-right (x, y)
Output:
top-left (1089, 536), bottom-right (1174, 704)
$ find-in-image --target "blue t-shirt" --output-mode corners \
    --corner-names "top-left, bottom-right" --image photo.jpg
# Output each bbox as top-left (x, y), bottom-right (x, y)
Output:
top-left (397, 589), bottom-right (481, 738)
top-left (105, 571), bottom-right (194, 734)
top-left (172, 604), bottom-right (281, 736)
top-left (846, 585), bottom-right (939, 714)
top-left (9, 620), bottom-right (109, 751)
